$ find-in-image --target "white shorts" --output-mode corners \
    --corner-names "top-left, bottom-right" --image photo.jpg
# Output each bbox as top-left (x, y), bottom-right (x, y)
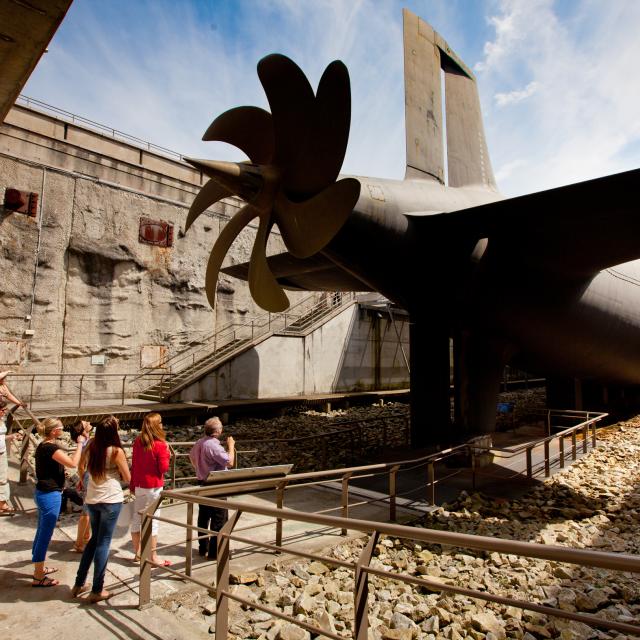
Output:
top-left (130, 486), bottom-right (163, 535)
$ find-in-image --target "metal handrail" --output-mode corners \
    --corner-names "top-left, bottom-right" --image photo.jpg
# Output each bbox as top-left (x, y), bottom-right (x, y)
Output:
top-left (133, 292), bottom-right (357, 399)
top-left (134, 291), bottom-right (332, 375)
top-left (16, 95), bottom-right (186, 162)
top-left (7, 371), bottom-right (171, 408)
top-left (138, 479), bottom-right (640, 638)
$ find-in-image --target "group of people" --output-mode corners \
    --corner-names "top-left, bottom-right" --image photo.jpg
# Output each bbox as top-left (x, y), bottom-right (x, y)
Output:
top-left (0, 371), bottom-right (236, 603)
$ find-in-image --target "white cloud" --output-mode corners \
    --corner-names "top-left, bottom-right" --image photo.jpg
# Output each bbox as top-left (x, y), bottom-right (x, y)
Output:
top-left (494, 81), bottom-right (539, 107)
top-left (475, 0), bottom-right (640, 196)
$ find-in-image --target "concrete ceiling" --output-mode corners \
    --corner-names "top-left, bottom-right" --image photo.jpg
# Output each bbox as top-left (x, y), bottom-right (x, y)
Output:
top-left (0, 0), bottom-right (72, 122)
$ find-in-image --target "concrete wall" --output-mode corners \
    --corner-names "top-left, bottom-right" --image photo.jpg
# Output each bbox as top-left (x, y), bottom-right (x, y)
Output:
top-left (177, 305), bottom-right (410, 401)
top-left (0, 105), bottom-right (317, 400)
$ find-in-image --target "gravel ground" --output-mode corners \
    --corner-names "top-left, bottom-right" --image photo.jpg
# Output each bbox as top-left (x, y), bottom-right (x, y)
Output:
top-left (158, 414), bottom-right (640, 640)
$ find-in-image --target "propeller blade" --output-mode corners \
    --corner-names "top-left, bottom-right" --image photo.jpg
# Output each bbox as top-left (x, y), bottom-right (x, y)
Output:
top-left (204, 204), bottom-right (258, 307)
top-left (185, 158), bottom-right (263, 202)
top-left (186, 179), bottom-right (233, 232)
top-left (274, 177), bottom-right (361, 259)
top-left (285, 60), bottom-right (351, 196)
top-left (248, 213), bottom-right (290, 312)
top-left (257, 54), bottom-right (315, 176)
top-left (203, 106), bottom-right (275, 165)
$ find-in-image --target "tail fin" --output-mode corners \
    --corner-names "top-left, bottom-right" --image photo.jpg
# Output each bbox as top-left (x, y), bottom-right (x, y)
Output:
top-left (402, 9), bottom-right (496, 190)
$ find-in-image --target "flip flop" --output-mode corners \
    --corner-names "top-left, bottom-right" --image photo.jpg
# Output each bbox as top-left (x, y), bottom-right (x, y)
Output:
top-left (72, 544), bottom-right (85, 553)
top-left (32, 576), bottom-right (59, 588)
top-left (159, 559), bottom-right (172, 567)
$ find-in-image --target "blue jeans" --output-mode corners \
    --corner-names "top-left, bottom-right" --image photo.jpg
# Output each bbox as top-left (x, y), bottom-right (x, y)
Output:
top-left (32, 489), bottom-right (62, 562)
top-left (75, 502), bottom-right (122, 593)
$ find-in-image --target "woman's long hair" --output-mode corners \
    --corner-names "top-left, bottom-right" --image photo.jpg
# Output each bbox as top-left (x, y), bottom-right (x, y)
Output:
top-left (139, 412), bottom-right (166, 451)
top-left (87, 415), bottom-right (122, 480)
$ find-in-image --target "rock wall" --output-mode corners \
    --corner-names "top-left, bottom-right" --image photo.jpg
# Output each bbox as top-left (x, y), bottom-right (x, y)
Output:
top-left (0, 105), bottom-right (315, 401)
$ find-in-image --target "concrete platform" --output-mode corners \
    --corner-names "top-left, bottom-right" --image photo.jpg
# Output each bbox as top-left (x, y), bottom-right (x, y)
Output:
top-left (0, 454), bottom-right (417, 640)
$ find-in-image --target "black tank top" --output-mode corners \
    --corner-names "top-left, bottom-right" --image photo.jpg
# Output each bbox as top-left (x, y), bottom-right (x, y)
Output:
top-left (35, 442), bottom-right (65, 492)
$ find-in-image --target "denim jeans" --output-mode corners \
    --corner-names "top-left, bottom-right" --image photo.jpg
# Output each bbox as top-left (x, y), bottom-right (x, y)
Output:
top-left (75, 502), bottom-right (122, 593)
top-left (32, 489), bottom-right (62, 562)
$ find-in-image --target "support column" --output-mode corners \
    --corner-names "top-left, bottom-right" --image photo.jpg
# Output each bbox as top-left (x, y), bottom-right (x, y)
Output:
top-left (409, 320), bottom-right (450, 449)
top-left (454, 330), bottom-right (505, 435)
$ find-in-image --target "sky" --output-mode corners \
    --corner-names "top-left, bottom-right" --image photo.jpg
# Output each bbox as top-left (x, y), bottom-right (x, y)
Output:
top-left (23, 0), bottom-right (640, 198)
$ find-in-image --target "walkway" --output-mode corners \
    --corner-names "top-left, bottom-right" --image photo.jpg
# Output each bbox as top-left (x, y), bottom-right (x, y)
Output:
top-left (0, 455), bottom-right (416, 640)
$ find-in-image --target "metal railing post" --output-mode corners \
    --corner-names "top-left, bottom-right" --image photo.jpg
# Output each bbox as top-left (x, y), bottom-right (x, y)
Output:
top-left (354, 532), bottom-right (379, 640)
top-left (185, 502), bottom-right (194, 577)
top-left (215, 511), bottom-right (242, 640)
top-left (121, 375), bottom-right (127, 405)
top-left (583, 425), bottom-right (588, 453)
top-left (559, 435), bottom-right (565, 469)
top-left (572, 431), bottom-right (577, 460)
top-left (29, 374), bottom-right (35, 409)
top-left (544, 440), bottom-right (550, 477)
top-left (251, 321), bottom-right (254, 340)
top-left (78, 375), bottom-right (84, 408)
top-left (389, 465), bottom-right (399, 522)
top-left (275, 480), bottom-right (286, 550)
top-left (592, 423), bottom-right (597, 448)
top-left (170, 444), bottom-right (177, 491)
top-left (428, 462), bottom-right (435, 505)
top-left (341, 473), bottom-right (351, 536)
top-left (526, 448), bottom-right (533, 478)
top-left (138, 498), bottom-right (160, 609)
top-left (471, 450), bottom-right (477, 490)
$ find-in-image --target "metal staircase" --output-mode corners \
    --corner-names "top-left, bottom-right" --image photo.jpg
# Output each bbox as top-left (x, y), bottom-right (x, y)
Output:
top-left (133, 292), bottom-right (357, 401)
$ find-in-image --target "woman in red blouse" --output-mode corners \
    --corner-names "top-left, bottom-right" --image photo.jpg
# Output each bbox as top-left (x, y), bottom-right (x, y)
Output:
top-left (129, 412), bottom-right (171, 566)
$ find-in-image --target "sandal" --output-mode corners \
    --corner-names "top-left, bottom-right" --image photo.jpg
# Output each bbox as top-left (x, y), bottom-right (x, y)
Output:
top-left (152, 558), bottom-right (172, 567)
top-left (72, 544), bottom-right (85, 553)
top-left (87, 590), bottom-right (111, 603)
top-left (0, 507), bottom-right (14, 516)
top-left (32, 567), bottom-right (58, 578)
top-left (32, 576), bottom-right (59, 588)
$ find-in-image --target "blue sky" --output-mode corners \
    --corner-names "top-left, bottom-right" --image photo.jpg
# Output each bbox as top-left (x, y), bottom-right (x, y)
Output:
top-left (23, 0), bottom-right (640, 197)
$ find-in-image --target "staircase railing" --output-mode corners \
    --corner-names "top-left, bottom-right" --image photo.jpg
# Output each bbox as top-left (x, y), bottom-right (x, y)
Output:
top-left (130, 291), bottom-right (358, 398)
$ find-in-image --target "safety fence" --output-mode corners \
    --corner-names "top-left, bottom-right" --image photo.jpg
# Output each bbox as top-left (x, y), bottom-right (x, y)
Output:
top-left (137, 450), bottom-right (640, 639)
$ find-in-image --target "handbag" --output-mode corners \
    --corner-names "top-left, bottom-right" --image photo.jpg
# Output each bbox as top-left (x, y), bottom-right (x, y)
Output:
top-left (116, 498), bottom-right (135, 530)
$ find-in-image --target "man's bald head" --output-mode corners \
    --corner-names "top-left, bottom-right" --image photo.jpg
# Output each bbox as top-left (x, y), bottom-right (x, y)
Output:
top-left (204, 417), bottom-right (223, 437)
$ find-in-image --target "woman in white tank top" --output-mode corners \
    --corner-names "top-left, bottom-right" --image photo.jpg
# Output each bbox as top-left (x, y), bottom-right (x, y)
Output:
top-left (72, 415), bottom-right (130, 602)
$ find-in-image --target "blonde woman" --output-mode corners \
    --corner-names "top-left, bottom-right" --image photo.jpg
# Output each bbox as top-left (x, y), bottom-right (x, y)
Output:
top-left (73, 415), bottom-right (130, 602)
top-left (129, 412), bottom-right (171, 565)
top-left (0, 371), bottom-right (23, 406)
top-left (32, 418), bottom-right (86, 587)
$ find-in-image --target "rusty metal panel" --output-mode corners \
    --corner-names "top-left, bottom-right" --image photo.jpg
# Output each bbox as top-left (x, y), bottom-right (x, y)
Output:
top-left (138, 217), bottom-right (174, 247)
top-left (3, 188), bottom-right (38, 216)
top-left (141, 345), bottom-right (167, 369)
top-left (0, 340), bottom-right (24, 365)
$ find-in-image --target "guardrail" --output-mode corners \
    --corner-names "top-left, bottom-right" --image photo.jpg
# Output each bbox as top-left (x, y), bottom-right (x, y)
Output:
top-left (6, 372), bottom-right (171, 408)
top-left (138, 449), bottom-right (640, 638)
top-left (12, 405), bottom-right (604, 501)
top-left (16, 95), bottom-right (186, 162)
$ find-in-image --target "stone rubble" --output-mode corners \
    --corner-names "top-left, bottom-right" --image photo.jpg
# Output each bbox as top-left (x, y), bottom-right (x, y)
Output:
top-left (157, 415), bottom-right (640, 639)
